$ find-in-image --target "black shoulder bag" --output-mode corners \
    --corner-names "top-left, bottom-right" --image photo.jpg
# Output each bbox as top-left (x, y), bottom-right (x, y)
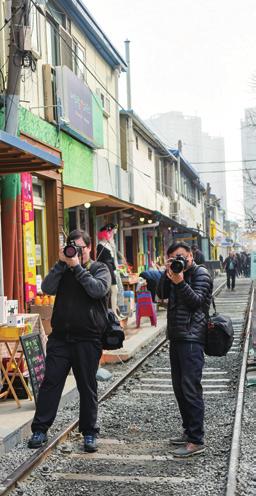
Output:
top-left (101, 306), bottom-right (125, 350)
top-left (204, 297), bottom-right (234, 357)
top-left (89, 259), bottom-right (125, 351)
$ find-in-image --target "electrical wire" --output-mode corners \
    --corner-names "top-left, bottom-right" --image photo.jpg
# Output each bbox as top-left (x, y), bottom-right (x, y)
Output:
top-left (31, 0), bottom-right (127, 113)
top-left (0, 4), bottom-right (24, 33)
top-left (28, 0), bottom-right (246, 202)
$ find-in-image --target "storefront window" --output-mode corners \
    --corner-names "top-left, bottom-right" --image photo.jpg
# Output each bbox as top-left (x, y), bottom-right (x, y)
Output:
top-left (32, 178), bottom-right (48, 292)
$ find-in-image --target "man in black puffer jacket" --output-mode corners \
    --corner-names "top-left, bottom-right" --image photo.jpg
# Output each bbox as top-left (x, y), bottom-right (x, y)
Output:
top-left (157, 242), bottom-right (212, 458)
top-left (27, 230), bottom-right (111, 453)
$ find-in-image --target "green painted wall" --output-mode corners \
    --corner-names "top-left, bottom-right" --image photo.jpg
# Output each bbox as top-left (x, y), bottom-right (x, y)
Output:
top-left (18, 107), bottom-right (93, 189)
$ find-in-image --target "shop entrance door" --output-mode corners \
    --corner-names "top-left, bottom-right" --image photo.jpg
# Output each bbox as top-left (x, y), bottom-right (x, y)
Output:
top-left (32, 178), bottom-right (48, 292)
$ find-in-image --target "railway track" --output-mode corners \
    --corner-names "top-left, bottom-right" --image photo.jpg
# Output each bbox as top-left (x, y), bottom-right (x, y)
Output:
top-left (0, 278), bottom-right (254, 496)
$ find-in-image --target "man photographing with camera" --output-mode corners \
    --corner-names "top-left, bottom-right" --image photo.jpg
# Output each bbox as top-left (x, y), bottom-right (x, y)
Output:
top-left (157, 241), bottom-right (212, 458)
top-left (27, 229), bottom-right (111, 452)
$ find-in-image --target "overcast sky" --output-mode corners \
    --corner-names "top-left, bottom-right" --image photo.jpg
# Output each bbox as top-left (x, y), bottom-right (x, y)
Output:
top-left (83, 0), bottom-right (256, 223)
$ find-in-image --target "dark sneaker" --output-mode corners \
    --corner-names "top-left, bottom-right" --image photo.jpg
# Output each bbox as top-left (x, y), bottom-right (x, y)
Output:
top-left (84, 435), bottom-right (97, 452)
top-left (28, 431), bottom-right (48, 449)
top-left (172, 442), bottom-right (205, 458)
top-left (169, 432), bottom-right (188, 445)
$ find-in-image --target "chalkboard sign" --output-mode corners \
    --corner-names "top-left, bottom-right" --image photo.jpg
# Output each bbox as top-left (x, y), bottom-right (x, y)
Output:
top-left (20, 332), bottom-right (45, 402)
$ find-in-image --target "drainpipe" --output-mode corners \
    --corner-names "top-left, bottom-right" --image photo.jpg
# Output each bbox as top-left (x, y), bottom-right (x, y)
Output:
top-left (125, 39), bottom-right (132, 110)
top-left (124, 40), bottom-right (134, 203)
top-left (176, 140), bottom-right (183, 224)
top-left (114, 67), bottom-right (121, 198)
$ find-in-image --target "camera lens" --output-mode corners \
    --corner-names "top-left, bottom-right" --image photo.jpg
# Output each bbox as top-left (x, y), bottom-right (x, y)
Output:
top-left (170, 255), bottom-right (187, 273)
top-left (63, 244), bottom-right (77, 258)
top-left (170, 259), bottom-right (184, 273)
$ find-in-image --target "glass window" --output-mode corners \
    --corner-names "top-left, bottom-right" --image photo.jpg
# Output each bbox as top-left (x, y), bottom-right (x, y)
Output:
top-left (46, 18), bottom-right (60, 66)
top-left (47, 0), bottom-right (66, 27)
top-left (73, 39), bottom-right (86, 81)
top-left (155, 157), bottom-right (160, 192)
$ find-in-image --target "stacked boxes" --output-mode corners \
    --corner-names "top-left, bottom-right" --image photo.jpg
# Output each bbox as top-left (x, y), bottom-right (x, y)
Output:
top-left (30, 304), bottom-right (53, 335)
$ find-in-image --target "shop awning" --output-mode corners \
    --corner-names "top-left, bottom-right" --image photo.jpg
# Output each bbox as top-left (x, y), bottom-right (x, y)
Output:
top-left (0, 130), bottom-right (62, 174)
top-left (64, 185), bottom-right (152, 215)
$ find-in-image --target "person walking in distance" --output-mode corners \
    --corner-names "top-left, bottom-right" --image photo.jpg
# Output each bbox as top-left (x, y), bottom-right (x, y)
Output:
top-left (223, 251), bottom-right (238, 291)
top-left (157, 242), bottom-right (212, 458)
top-left (191, 244), bottom-right (205, 265)
top-left (27, 229), bottom-right (111, 452)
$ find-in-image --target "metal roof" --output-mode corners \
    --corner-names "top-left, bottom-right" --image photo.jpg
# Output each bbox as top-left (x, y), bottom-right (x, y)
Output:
top-left (121, 110), bottom-right (177, 160)
top-left (0, 130), bottom-right (62, 174)
top-left (170, 148), bottom-right (205, 189)
top-left (60, 0), bottom-right (127, 71)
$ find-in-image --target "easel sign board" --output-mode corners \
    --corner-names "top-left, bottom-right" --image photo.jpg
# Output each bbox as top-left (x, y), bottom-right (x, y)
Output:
top-left (19, 332), bottom-right (45, 402)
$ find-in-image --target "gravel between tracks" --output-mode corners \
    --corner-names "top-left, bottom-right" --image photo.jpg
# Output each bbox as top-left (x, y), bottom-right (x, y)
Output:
top-left (7, 345), bottom-right (243, 496)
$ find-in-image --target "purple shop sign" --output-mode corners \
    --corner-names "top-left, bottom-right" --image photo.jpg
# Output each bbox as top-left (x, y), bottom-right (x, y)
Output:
top-left (56, 66), bottom-right (93, 142)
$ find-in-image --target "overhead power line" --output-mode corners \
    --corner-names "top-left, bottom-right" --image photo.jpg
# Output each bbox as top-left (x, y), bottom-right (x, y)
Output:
top-left (199, 168), bottom-right (256, 174)
top-left (192, 159), bottom-right (256, 165)
top-left (31, 0), bottom-right (127, 113)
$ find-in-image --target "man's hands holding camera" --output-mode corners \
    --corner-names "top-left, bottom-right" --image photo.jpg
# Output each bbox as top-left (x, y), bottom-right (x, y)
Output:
top-left (166, 264), bottom-right (184, 284)
top-left (59, 247), bottom-right (80, 268)
top-left (166, 258), bottom-right (184, 284)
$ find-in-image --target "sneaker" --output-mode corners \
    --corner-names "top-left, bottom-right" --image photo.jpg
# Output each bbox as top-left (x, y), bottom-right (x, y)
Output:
top-left (172, 442), bottom-right (205, 458)
top-left (169, 432), bottom-right (188, 445)
top-left (28, 431), bottom-right (48, 449)
top-left (84, 435), bottom-right (97, 452)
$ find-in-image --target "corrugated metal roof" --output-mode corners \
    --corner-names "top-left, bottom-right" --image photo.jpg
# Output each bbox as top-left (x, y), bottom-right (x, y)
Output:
top-left (60, 0), bottom-right (127, 71)
top-left (0, 130), bottom-right (62, 174)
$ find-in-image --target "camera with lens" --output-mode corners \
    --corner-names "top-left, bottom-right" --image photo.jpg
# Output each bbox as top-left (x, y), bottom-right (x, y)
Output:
top-left (63, 241), bottom-right (82, 258)
top-left (168, 255), bottom-right (187, 273)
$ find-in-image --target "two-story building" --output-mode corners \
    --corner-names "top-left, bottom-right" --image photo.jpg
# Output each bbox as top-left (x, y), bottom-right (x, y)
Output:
top-left (119, 111), bottom-right (206, 270)
top-left (0, 0), bottom-right (127, 309)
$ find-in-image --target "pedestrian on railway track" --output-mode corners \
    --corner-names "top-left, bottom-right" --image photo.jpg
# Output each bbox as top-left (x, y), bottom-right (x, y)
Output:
top-left (223, 251), bottom-right (238, 291)
top-left (157, 241), bottom-right (213, 458)
top-left (27, 229), bottom-right (111, 452)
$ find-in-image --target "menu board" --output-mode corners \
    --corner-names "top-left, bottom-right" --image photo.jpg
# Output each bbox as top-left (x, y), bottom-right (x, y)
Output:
top-left (20, 332), bottom-right (45, 402)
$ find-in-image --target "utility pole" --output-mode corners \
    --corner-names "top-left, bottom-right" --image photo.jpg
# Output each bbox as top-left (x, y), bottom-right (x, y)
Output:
top-left (5, 0), bottom-right (26, 135)
top-left (124, 39), bottom-right (134, 203)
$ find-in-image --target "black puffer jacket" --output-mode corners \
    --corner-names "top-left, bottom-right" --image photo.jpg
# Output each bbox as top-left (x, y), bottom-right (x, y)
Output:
top-left (157, 263), bottom-right (213, 343)
top-left (41, 260), bottom-right (111, 342)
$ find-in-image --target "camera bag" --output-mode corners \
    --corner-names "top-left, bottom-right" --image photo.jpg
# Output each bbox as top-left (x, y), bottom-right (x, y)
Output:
top-left (204, 297), bottom-right (234, 357)
top-left (89, 261), bottom-right (124, 351)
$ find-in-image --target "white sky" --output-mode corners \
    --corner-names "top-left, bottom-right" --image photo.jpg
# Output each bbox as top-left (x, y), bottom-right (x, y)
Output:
top-left (83, 0), bottom-right (256, 223)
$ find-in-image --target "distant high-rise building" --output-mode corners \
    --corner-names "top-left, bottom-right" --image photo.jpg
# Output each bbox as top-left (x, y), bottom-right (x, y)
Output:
top-left (146, 111), bottom-right (227, 211)
top-left (241, 108), bottom-right (256, 228)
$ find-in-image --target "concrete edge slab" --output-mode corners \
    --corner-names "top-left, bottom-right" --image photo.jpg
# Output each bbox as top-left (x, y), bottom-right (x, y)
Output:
top-left (102, 324), bottom-right (166, 363)
top-left (0, 377), bottom-right (78, 455)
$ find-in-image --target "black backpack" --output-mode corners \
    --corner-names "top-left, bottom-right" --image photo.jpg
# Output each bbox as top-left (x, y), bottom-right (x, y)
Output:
top-left (204, 298), bottom-right (234, 357)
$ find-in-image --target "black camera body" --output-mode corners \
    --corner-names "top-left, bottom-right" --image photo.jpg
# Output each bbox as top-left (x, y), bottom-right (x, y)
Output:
top-left (63, 241), bottom-right (82, 258)
top-left (170, 255), bottom-right (187, 273)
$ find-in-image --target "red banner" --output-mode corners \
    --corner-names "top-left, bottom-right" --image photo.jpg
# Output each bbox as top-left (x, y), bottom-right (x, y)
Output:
top-left (21, 173), bottom-right (37, 302)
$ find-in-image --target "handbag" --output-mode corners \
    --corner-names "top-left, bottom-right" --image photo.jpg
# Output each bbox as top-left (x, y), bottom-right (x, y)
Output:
top-left (92, 250), bottom-right (125, 350)
top-left (101, 308), bottom-right (125, 350)
top-left (204, 297), bottom-right (234, 357)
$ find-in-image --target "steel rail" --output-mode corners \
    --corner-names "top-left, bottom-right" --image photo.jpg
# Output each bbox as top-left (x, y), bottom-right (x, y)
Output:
top-left (0, 279), bottom-right (226, 496)
top-left (225, 283), bottom-right (254, 496)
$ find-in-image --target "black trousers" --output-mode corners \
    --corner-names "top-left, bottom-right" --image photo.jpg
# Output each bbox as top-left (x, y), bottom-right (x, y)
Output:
top-left (169, 341), bottom-right (205, 445)
top-left (227, 269), bottom-right (236, 289)
top-left (31, 337), bottom-right (102, 436)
